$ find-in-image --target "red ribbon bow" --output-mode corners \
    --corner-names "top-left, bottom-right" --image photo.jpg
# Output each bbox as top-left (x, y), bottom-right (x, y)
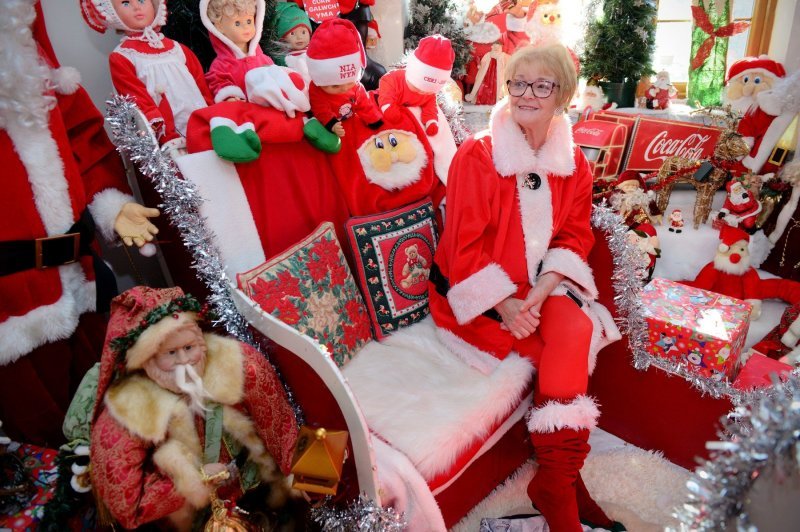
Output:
top-left (690, 6), bottom-right (750, 71)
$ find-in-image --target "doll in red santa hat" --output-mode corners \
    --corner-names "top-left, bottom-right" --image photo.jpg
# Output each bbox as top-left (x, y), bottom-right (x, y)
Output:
top-left (80, 0), bottom-right (213, 150)
top-left (607, 170), bottom-right (663, 226)
top-left (366, 20), bottom-right (381, 51)
top-left (644, 70), bottom-right (677, 110)
top-left (725, 56), bottom-right (794, 176)
top-left (717, 179), bottom-right (762, 232)
top-left (378, 35), bottom-right (455, 136)
top-left (684, 225), bottom-right (763, 317)
top-left (306, 19), bottom-right (383, 139)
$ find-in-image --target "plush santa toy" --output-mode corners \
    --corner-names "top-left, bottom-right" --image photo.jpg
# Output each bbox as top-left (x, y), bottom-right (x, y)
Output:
top-left (525, 0), bottom-right (563, 47)
top-left (718, 179), bottom-right (762, 231)
top-left (644, 71), bottom-right (677, 110)
top-left (626, 222), bottom-right (660, 282)
top-left (579, 85), bottom-right (616, 118)
top-left (668, 208), bottom-right (684, 233)
top-left (684, 225), bottom-right (763, 318)
top-left (725, 56), bottom-right (793, 176)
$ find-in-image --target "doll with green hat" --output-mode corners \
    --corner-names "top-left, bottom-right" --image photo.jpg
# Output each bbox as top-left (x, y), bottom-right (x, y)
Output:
top-left (273, 2), bottom-right (312, 83)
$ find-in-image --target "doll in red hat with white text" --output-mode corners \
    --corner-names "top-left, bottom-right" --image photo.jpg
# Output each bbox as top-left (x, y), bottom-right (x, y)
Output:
top-left (80, 0), bottom-right (213, 151)
top-left (91, 286), bottom-right (299, 530)
top-left (378, 35), bottom-right (455, 136)
top-left (306, 18), bottom-right (383, 138)
top-left (725, 56), bottom-right (793, 176)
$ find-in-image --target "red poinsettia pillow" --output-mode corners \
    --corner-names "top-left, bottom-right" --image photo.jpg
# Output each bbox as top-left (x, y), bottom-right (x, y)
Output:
top-left (237, 222), bottom-right (372, 366)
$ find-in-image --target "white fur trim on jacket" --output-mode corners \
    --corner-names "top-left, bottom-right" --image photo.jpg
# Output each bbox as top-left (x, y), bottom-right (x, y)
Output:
top-left (527, 395), bottom-right (600, 433)
top-left (516, 171), bottom-right (553, 286)
top-left (199, 0), bottom-right (266, 59)
top-left (447, 263), bottom-right (517, 324)
top-left (742, 112), bottom-right (795, 174)
top-left (0, 264), bottom-right (95, 365)
top-left (51, 66), bottom-right (81, 95)
top-left (540, 247), bottom-right (598, 300)
top-left (88, 188), bottom-right (135, 242)
top-left (213, 84), bottom-right (247, 103)
top-left (490, 99), bottom-right (575, 178)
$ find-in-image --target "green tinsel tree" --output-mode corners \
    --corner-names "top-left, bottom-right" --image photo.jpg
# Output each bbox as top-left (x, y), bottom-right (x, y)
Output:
top-left (404, 0), bottom-right (471, 77)
top-left (581, 0), bottom-right (657, 83)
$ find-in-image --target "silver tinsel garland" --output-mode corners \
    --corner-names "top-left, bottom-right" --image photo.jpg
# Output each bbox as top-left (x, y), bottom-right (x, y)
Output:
top-left (104, 96), bottom-right (307, 424)
top-left (674, 375), bottom-right (800, 531)
top-left (437, 90), bottom-right (470, 146)
top-left (593, 204), bottom-right (800, 404)
top-left (310, 495), bottom-right (406, 531)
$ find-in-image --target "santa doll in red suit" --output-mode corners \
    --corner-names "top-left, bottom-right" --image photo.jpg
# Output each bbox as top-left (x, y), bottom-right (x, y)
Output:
top-left (626, 222), bottom-right (660, 282)
top-left (644, 71), bottom-right (677, 110)
top-left (306, 19), bottom-right (383, 139)
top-left (0, 0), bottom-right (159, 445)
top-left (684, 225), bottom-right (764, 318)
top-left (717, 179), bottom-right (762, 231)
top-left (378, 35), bottom-right (455, 137)
top-left (462, 1), bottom-right (502, 97)
top-left (91, 287), bottom-right (299, 530)
top-left (79, 0), bottom-right (213, 151)
top-left (725, 56), bottom-right (793, 176)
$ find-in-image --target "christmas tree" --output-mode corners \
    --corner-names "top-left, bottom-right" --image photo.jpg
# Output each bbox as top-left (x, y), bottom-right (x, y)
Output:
top-left (581, 0), bottom-right (657, 85)
top-left (404, 0), bottom-right (471, 77)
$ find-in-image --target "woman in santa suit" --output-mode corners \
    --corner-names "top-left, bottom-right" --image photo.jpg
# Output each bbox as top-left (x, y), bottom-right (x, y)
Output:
top-left (428, 44), bottom-right (622, 532)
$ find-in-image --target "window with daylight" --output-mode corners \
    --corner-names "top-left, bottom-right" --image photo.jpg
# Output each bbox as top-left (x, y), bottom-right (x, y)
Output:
top-left (653, 0), bottom-right (767, 97)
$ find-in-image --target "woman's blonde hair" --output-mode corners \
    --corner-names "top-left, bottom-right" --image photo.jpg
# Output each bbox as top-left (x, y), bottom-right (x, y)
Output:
top-left (207, 0), bottom-right (257, 25)
top-left (505, 44), bottom-right (578, 109)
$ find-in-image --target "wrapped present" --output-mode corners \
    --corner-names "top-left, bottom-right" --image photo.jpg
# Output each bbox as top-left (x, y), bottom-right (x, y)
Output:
top-left (641, 278), bottom-right (751, 380)
top-left (732, 351), bottom-right (792, 390)
top-left (0, 443), bottom-right (58, 530)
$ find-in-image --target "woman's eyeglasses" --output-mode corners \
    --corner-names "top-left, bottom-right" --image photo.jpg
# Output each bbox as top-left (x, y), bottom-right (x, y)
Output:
top-left (506, 79), bottom-right (559, 98)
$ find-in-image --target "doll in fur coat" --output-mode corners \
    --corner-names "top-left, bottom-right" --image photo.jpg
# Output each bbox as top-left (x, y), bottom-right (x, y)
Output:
top-left (91, 287), bottom-right (299, 530)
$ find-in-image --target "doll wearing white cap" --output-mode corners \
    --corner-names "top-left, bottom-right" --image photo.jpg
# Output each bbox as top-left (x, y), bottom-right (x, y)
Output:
top-left (80, 0), bottom-right (213, 148)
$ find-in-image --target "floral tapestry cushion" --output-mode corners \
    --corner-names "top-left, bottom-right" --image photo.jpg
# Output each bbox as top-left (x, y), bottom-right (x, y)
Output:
top-left (345, 198), bottom-right (438, 340)
top-left (237, 222), bottom-right (372, 366)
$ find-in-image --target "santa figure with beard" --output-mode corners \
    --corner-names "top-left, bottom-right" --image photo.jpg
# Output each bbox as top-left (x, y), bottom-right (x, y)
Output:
top-left (608, 170), bottom-right (662, 226)
top-left (644, 70), bottom-right (677, 110)
top-left (725, 56), bottom-right (794, 176)
top-left (718, 179), bottom-right (762, 231)
top-left (91, 286), bottom-right (299, 530)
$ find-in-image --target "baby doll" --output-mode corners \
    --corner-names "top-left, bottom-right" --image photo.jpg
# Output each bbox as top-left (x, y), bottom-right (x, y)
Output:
top-left (272, 1), bottom-right (312, 84)
top-left (465, 40), bottom-right (508, 105)
top-left (80, 0), bottom-right (213, 147)
top-left (306, 19), bottom-right (383, 138)
top-left (377, 35), bottom-right (455, 136)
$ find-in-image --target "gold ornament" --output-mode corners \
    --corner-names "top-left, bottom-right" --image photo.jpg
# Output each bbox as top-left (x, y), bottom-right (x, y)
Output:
top-left (290, 426), bottom-right (349, 496)
top-left (202, 469), bottom-right (258, 532)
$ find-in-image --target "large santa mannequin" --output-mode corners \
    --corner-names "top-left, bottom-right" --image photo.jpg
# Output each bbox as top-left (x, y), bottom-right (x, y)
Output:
top-left (725, 56), bottom-right (793, 176)
top-left (0, 0), bottom-right (159, 444)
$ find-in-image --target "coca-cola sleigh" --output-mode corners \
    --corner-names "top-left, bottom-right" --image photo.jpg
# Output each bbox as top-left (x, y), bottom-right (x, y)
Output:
top-left (154, 105), bottom-right (534, 528)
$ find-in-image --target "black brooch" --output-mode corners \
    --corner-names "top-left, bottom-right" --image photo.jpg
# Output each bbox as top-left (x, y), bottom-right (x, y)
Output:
top-left (523, 173), bottom-right (542, 190)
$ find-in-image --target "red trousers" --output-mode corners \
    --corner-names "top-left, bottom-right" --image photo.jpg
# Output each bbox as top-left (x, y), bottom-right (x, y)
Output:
top-left (0, 312), bottom-right (107, 447)
top-left (512, 295), bottom-right (593, 401)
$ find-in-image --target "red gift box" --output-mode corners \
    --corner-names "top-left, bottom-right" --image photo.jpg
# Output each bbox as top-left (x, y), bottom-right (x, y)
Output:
top-left (641, 278), bottom-right (751, 380)
top-left (732, 351), bottom-right (792, 390)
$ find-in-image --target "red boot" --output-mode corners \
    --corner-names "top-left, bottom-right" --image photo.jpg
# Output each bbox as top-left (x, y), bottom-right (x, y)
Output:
top-left (576, 472), bottom-right (618, 529)
top-left (526, 395), bottom-right (599, 532)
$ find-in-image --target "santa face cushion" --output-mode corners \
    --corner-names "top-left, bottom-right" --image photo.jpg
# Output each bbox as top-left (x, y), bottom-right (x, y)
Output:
top-left (345, 198), bottom-right (438, 340)
top-left (237, 222), bottom-right (372, 366)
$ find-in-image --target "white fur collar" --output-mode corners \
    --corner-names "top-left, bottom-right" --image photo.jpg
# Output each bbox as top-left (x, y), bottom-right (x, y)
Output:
top-left (490, 98), bottom-right (575, 178)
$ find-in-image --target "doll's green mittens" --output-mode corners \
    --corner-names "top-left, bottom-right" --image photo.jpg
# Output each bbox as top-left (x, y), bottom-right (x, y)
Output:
top-left (210, 117), bottom-right (262, 163)
top-left (303, 117), bottom-right (341, 154)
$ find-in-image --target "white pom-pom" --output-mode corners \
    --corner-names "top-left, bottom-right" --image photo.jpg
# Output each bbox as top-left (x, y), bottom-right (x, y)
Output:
top-left (51, 66), bottom-right (81, 95)
top-left (139, 243), bottom-right (157, 257)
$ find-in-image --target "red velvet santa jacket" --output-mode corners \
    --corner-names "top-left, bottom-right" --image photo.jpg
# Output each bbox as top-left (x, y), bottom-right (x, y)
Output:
top-left (1, 48), bottom-right (133, 365)
top-left (429, 101), bottom-right (602, 360)
top-left (109, 38), bottom-right (213, 143)
top-left (377, 69), bottom-right (439, 129)
top-left (309, 83), bottom-right (383, 130)
top-left (205, 32), bottom-right (274, 103)
top-left (91, 334), bottom-right (299, 529)
top-left (738, 105), bottom-right (784, 175)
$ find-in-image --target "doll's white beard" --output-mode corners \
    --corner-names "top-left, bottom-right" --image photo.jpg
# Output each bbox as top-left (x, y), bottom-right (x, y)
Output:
top-left (611, 188), bottom-right (650, 214)
top-left (729, 188), bottom-right (752, 205)
top-left (0, 0), bottom-right (56, 130)
top-left (727, 94), bottom-right (756, 115)
top-left (174, 364), bottom-right (212, 413)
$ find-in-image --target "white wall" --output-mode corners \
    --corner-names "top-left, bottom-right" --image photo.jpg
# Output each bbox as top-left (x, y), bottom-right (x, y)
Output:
top-left (770, 0), bottom-right (800, 74)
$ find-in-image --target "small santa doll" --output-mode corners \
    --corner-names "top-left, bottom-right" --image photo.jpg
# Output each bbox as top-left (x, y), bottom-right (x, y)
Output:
top-left (306, 19), bottom-right (383, 138)
top-left (626, 222), bottom-right (660, 282)
top-left (79, 0), bottom-right (213, 148)
top-left (644, 70), bottom-right (677, 110)
top-left (684, 225), bottom-right (763, 318)
top-left (366, 20), bottom-right (381, 50)
top-left (725, 56), bottom-right (793, 176)
top-left (608, 170), bottom-right (663, 226)
top-left (718, 179), bottom-right (762, 231)
top-left (525, 0), bottom-right (563, 47)
top-left (378, 35), bottom-right (456, 136)
top-left (668, 209), bottom-right (684, 233)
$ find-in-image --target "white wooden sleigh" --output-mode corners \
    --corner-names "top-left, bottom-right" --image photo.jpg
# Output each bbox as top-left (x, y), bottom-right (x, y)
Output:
top-left (171, 140), bottom-right (536, 529)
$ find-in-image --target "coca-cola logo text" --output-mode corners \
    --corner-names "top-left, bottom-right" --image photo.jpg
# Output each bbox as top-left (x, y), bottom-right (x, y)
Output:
top-left (643, 131), bottom-right (712, 162)
top-left (576, 127), bottom-right (604, 137)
